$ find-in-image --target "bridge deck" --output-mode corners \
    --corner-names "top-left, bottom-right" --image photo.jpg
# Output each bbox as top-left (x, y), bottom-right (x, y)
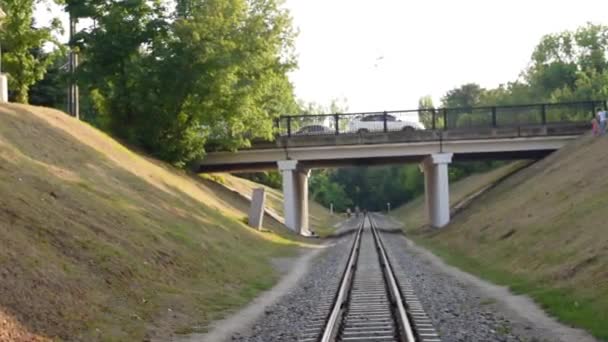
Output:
top-left (197, 122), bottom-right (589, 172)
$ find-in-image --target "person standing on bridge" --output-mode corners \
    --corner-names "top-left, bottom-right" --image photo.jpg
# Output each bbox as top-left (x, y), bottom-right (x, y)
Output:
top-left (591, 116), bottom-right (600, 136)
top-left (597, 108), bottom-right (607, 136)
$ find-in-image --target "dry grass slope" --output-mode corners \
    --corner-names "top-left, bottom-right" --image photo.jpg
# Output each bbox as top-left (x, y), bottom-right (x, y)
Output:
top-left (391, 161), bottom-right (529, 229)
top-left (397, 135), bottom-right (608, 339)
top-left (0, 103), bottom-right (330, 341)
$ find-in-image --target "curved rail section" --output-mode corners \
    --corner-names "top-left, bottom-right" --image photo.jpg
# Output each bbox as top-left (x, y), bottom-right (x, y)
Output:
top-left (319, 214), bottom-right (440, 342)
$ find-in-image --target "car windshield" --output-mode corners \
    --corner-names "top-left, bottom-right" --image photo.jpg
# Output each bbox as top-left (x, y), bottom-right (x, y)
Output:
top-left (361, 114), bottom-right (397, 122)
top-left (361, 115), bottom-right (382, 122)
top-left (299, 125), bottom-right (326, 133)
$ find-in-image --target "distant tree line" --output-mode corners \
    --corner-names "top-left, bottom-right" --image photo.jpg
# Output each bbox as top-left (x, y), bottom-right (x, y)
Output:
top-left (2, 7), bottom-right (607, 210)
top-left (241, 23), bottom-right (608, 212)
top-left (418, 23), bottom-right (608, 127)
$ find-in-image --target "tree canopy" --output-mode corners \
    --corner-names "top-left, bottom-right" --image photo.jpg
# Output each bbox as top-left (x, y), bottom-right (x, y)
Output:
top-left (0, 0), bottom-right (63, 103)
top-left (61, 0), bottom-right (298, 166)
top-left (9, 12), bottom-right (608, 212)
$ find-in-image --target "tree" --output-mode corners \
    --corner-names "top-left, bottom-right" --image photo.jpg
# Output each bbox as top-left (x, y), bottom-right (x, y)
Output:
top-left (441, 83), bottom-right (484, 128)
top-left (237, 171), bottom-right (282, 189)
top-left (28, 50), bottom-right (67, 109)
top-left (417, 95), bottom-right (436, 129)
top-left (526, 23), bottom-right (608, 101)
top-left (551, 69), bottom-right (608, 102)
top-left (71, 0), bottom-right (298, 166)
top-left (441, 83), bottom-right (484, 108)
top-left (0, 0), bottom-right (62, 103)
top-left (309, 169), bottom-right (352, 212)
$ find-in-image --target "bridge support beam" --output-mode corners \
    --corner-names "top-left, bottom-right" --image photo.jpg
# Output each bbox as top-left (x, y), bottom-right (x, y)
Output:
top-left (277, 160), bottom-right (310, 235)
top-left (297, 169), bottom-right (310, 235)
top-left (421, 153), bottom-right (453, 228)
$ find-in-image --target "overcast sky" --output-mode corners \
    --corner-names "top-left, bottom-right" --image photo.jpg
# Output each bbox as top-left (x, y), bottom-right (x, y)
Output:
top-left (284, 0), bottom-right (608, 112)
top-left (35, 0), bottom-right (608, 112)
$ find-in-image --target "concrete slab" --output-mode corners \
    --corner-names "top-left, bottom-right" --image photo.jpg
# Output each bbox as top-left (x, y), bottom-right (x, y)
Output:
top-left (247, 188), bottom-right (265, 230)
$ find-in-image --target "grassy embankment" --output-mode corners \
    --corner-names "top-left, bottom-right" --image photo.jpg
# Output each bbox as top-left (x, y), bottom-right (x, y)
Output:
top-left (393, 135), bottom-right (608, 340)
top-left (0, 103), bottom-right (334, 341)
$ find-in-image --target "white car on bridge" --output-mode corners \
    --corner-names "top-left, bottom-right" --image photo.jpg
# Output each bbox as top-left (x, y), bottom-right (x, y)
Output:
top-left (348, 114), bottom-right (424, 133)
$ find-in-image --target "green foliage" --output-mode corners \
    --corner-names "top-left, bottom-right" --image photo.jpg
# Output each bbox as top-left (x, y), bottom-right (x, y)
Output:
top-left (550, 69), bottom-right (608, 103)
top-left (314, 165), bottom-right (424, 212)
top-left (70, 0), bottom-right (297, 166)
top-left (448, 161), bottom-right (505, 183)
top-left (0, 0), bottom-right (63, 103)
top-left (238, 171), bottom-right (282, 189)
top-left (28, 53), bottom-right (68, 109)
top-left (441, 83), bottom-right (485, 128)
top-left (309, 169), bottom-right (352, 212)
top-left (436, 24), bottom-right (608, 130)
top-left (455, 112), bottom-right (491, 128)
top-left (417, 95), bottom-right (437, 129)
top-left (442, 83), bottom-right (484, 108)
top-left (526, 23), bottom-right (608, 102)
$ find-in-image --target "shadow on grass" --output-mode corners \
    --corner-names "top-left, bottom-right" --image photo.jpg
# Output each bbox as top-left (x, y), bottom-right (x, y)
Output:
top-left (0, 105), bottom-right (304, 340)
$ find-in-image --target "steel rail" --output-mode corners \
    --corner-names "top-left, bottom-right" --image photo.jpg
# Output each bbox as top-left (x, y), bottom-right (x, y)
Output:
top-left (369, 214), bottom-right (417, 341)
top-left (320, 216), bottom-right (365, 342)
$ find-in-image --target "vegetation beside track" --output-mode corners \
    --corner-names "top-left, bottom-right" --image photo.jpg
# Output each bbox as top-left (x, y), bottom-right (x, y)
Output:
top-left (393, 135), bottom-right (608, 339)
top-left (0, 104), bottom-right (333, 341)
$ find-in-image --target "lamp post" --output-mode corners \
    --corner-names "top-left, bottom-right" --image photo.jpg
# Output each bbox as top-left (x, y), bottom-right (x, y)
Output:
top-left (0, 7), bottom-right (4, 70)
top-left (67, 13), bottom-right (79, 119)
top-left (0, 7), bottom-right (7, 103)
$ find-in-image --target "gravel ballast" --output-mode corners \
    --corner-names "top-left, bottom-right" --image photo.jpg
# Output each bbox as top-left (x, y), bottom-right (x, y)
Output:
top-left (230, 219), bottom-right (360, 341)
top-left (373, 213), bottom-right (595, 342)
top-left (227, 214), bottom-right (594, 341)
top-left (380, 230), bottom-right (544, 341)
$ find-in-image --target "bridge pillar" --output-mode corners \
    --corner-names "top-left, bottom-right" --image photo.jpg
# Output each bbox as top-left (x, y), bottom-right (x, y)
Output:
top-left (297, 169), bottom-right (311, 236)
top-left (421, 153), bottom-right (453, 228)
top-left (277, 160), bottom-right (310, 235)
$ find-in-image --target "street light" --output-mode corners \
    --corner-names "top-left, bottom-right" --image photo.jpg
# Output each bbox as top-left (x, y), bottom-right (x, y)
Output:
top-left (0, 7), bottom-right (7, 103)
top-left (0, 7), bottom-right (6, 72)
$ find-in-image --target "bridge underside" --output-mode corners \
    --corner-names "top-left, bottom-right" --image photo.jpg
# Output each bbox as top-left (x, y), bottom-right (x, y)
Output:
top-left (198, 149), bottom-right (555, 173)
top-left (196, 123), bottom-right (587, 235)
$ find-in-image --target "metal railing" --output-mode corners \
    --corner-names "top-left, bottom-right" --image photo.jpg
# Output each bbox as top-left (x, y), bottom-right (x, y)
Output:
top-left (275, 100), bottom-right (606, 137)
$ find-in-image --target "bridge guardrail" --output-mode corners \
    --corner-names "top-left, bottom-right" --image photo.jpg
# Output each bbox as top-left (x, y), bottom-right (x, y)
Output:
top-left (276, 100), bottom-right (606, 137)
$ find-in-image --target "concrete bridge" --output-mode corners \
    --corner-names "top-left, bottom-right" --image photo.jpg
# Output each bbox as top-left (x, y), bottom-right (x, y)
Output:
top-left (197, 100), bottom-right (599, 235)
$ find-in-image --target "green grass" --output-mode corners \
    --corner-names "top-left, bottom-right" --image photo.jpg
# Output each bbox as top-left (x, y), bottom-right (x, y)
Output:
top-left (393, 137), bottom-right (608, 340)
top-left (411, 236), bottom-right (608, 339)
top-left (0, 103), bottom-right (312, 341)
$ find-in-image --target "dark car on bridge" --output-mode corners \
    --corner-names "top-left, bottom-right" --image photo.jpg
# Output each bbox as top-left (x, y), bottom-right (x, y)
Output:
top-left (295, 124), bottom-right (333, 135)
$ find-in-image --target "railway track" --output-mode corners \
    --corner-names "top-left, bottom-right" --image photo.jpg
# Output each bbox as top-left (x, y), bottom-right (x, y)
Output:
top-left (309, 214), bottom-right (440, 342)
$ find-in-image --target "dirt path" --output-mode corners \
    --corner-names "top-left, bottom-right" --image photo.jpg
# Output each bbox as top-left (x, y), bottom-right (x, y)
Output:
top-left (175, 244), bottom-right (327, 342)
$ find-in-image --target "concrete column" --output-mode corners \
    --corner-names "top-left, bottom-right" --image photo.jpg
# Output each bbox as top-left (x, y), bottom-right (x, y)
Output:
top-left (248, 188), bottom-right (266, 230)
top-left (278, 160), bottom-right (299, 233)
top-left (420, 164), bottom-right (433, 222)
top-left (421, 153), bottom-right (453, 228)
top-left (297, 169), bottom-right (311, 236)
top-left (0, 74), bottom-right (8, 103)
